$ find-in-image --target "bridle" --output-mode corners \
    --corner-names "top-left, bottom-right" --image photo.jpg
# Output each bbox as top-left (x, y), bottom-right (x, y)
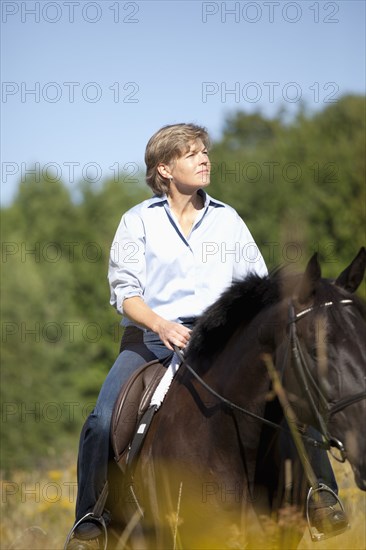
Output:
top-left (176, 298), bottom-right (366, 462)
top-left (287, 298), bottom-right (366, 461)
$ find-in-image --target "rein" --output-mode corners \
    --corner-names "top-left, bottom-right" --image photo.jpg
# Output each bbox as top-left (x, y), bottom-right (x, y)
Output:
top-left (175, 298), bottom-right (366, 460)
top-left (174, 346), bottom-right (328, 451)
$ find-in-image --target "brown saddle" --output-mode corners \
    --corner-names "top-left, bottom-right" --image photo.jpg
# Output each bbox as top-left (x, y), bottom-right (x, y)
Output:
top-left (110, 360), bottom-right (166, 471)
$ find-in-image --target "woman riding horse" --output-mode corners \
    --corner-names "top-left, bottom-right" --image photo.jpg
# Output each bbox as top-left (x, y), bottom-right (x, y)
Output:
top-left (65, 123), bottom-right (347, 549)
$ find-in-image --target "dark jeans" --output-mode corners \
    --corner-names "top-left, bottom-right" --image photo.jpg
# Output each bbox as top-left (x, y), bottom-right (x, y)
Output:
top-left (75, 326), bottom-right (173, 522)
top-left (306, 426), bottom-right (338, 492)
top-left (281, 424), bottom-right (337, 493)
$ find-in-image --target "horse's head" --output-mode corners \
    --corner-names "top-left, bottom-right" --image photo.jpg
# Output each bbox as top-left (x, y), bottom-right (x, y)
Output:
top-left (280, 248), bottom-right (366, 490)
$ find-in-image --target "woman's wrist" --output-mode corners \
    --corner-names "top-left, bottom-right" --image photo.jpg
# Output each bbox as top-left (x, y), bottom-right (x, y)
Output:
top-left (150, 316), bottom-right (166, 337)
top-left (123, 296), bottom-right (165, 334)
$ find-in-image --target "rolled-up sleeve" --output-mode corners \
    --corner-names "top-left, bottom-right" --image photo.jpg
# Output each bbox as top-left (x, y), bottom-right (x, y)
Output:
top-left (108, 210), bottom-right (146, 314)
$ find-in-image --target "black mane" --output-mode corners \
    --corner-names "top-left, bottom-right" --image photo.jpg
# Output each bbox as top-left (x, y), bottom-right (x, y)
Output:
top-left (186, 270), bottom-right (282, 365)
top-left (186, 267), bottom-right (365, 366)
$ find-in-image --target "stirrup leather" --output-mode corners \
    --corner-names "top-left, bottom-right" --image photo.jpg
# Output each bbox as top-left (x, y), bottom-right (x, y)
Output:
top-left (306, 483), bottom-right (350, 542)
top-left (64, 513), bottom-right (108, 550)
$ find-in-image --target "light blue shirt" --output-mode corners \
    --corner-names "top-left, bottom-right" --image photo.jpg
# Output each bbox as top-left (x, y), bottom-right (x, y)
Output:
top-left (108, 190), bottom-right (268, 327)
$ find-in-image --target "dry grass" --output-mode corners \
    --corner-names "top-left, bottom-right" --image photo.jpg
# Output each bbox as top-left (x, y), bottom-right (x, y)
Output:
top-left (1, 463), bottom-right (76, 549)
top-left (0, 457), bottom-right (364, 549)
top-left (298, 458), bottom-right (366, 550)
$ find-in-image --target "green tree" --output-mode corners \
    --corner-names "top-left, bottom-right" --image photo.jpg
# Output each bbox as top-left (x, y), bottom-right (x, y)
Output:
top-left (209, 95), bottom-right (365, 276)
top-left (1, 96), bottom-right (364, 471)
top-left (1, 171), bottom-right (148, 470)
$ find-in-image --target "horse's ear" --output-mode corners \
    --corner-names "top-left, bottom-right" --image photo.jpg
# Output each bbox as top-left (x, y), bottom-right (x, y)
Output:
top-left (296, 253), bottom-right (321, 304)
top-left (335, 247), bottom-right (366, 293)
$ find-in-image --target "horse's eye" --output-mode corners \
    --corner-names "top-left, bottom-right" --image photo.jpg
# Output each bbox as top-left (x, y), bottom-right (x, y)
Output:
top-left (309, 346), bottom-right (318, 361)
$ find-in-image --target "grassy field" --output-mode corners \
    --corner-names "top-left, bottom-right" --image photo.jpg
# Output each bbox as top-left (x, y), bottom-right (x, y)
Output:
top-left (298, 458), bottom-right (366, 550)
top-left (1, 457), bottom-right (365, 549)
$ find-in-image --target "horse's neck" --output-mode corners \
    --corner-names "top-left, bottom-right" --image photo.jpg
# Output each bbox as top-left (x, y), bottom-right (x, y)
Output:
top-left (203, 329), bottom-right (271, 413)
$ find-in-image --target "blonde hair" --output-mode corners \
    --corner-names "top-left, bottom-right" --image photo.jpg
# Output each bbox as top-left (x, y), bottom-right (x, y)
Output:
top-left (145, 123), bottom-right (210, 196)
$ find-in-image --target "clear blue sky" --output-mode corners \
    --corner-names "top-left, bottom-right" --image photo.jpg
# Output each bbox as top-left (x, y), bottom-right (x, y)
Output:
top-left (1, 0), bottom-right (365, 205)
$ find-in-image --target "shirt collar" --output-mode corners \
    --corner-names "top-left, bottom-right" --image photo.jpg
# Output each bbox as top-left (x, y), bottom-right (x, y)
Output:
top-left (147, 189), bottom-right (225, 209)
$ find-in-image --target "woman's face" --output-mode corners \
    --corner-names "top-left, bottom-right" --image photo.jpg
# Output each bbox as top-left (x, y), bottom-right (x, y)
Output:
top-left (167, 139), bottom-right (211, 192)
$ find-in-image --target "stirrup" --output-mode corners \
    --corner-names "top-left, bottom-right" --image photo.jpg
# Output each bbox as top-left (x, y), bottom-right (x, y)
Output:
top-left (64, 512), bottom-right (108, 550)
top-left (306, 483), bottom-right (350, 542)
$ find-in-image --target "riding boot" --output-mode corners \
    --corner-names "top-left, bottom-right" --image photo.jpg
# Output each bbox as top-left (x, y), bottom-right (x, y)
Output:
top-left (307, 484), bottom-right (349, 541)
top-left (64, 482), bottom-right (110, 550)
top-left (64, 510), bottom-right (110, 550)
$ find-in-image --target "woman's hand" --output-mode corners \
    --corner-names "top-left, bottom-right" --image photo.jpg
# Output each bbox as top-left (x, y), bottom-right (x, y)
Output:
top-left (123, 296), bottom-right (191, 350)
top-left (154, 319), bottom-right (191, 351)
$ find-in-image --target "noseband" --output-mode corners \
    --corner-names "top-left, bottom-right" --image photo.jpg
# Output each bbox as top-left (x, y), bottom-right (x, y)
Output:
top-left (287, 298), bottom-right (366, 462)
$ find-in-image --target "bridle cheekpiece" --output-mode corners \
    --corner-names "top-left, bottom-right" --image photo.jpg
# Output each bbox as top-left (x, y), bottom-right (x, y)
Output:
top-left (287, 298), bottom-right (365, 462)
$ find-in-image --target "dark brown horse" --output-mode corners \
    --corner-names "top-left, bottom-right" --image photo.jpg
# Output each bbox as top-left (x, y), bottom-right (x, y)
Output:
top-left (108, 248), bottom-right (366, 549)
